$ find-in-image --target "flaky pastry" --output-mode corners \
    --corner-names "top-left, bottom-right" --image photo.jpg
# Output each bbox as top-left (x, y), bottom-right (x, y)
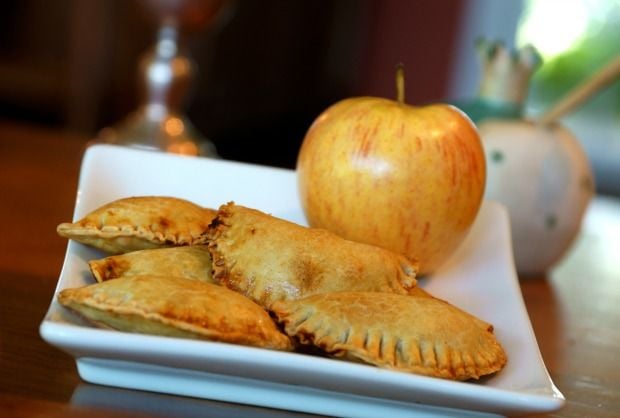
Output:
top-left (207, 202), bottom-right (419, 308)
top-left (58, 275), bottom-right (293, 351)
top-left (89, 245), bottom-right (214, 283)
top-left (57, 196), bottom-right (216, 254)
top-left (271, 291), bottom-right (506, 380)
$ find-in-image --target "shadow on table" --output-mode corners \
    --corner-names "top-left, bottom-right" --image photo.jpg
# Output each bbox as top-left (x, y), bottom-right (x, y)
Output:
top-left (71, 383), bottom-right (324, 418)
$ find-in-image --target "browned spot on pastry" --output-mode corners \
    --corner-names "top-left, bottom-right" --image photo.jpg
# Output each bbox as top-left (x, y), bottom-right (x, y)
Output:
top-left (158, 217), bottom-right (171, 228)
top-left (89, 257), bottom-right (130, 282)
top-left (292, 258), bottom-right (324, 293)
top-left (104, 257), bottom-right (129, 280)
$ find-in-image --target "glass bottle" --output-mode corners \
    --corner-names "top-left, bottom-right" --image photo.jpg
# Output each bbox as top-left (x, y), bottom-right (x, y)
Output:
top-left (97, 0), bottom-right (228, 157)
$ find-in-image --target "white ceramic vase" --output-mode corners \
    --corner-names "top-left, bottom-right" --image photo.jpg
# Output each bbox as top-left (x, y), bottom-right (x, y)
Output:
top-left (479, 119), bottom-right (594, 275)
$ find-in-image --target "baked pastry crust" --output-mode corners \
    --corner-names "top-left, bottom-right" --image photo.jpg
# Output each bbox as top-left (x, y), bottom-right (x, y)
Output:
top-left (207, 202), bottom-right (418, 308)
top-left (58, 275), bottom-right (293, 351)
top-left (57, 196), bottom-right (216, 254)
top-left (271, 292), bottom-right (506, 380)
top-left (89, 245), bottom-right (214, 283)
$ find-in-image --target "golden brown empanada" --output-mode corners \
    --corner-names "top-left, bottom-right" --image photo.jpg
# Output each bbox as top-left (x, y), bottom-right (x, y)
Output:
top-left (207, 202), bottom-right (418, 308)
top-left (57, 196), bottom-right (216, 254)
top-left (58, 275), bottom-right (292, 351)
top-left (271, 292), bottom-right (506, 380)
top-left (89, 245), bottom-right (214, 283)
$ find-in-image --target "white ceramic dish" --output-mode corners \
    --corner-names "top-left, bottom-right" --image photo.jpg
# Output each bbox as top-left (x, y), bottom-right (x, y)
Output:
top-left (40, 144), bottom-right (565, 418)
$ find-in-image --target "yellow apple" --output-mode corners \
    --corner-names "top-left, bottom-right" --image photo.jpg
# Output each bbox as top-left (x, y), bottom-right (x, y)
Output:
top-left (296, 66), bottom-right (486, 275)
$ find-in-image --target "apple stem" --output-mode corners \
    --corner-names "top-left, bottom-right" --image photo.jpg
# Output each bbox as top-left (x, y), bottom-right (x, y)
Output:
top-left (396, 63), bottom-right (405, 104)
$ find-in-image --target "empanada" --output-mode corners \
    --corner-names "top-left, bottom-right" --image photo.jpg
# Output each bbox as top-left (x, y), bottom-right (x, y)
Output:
top-left (57, 196), bottom-right (216, 254)
top-left (58, 275), bottom-right (292, 351)
top-left (89, 245), bottom-right (214, 283)
top-left (271, 292), bottom-right (506, 380)
top-left (207, 203), bottom-right (418, 307)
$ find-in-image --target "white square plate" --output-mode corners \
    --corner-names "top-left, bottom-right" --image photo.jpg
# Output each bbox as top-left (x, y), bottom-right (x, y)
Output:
top-left (40, 144), bottom-right (565, 417)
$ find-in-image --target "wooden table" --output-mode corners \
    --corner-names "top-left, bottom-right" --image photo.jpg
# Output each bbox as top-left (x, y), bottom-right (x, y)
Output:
top-left (1, 120), bottom-right (618, 417)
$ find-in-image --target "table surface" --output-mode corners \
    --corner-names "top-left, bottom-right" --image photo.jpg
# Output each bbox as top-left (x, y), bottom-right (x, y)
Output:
top-left (1, 120), bottom-right (618, 417)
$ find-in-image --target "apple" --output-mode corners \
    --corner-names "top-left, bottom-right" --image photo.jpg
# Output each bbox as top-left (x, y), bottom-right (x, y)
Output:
top-left (296, 65), bottom-right (486, 275)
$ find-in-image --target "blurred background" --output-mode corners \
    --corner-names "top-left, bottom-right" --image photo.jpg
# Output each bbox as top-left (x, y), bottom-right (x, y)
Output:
top-left (1, 0), bottom-right (618, 194)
